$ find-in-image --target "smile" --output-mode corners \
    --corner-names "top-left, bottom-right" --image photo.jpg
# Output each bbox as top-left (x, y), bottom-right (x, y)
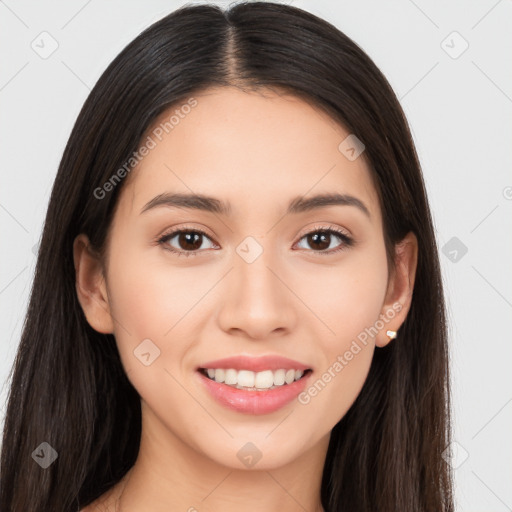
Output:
top-left (199, 367), bottom-right (310, 390)
top-left (196, 367), bottom-right (313, 415)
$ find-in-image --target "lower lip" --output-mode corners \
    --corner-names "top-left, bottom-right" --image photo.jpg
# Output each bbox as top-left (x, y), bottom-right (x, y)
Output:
top-left (197, 370), bottom-right (312, 415)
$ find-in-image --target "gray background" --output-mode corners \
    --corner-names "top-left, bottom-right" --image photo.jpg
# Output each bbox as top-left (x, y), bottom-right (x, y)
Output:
top-left (1, 1), bottom-right (511, 510)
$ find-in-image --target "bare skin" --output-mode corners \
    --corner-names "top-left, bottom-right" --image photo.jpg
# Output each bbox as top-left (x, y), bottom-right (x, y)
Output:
top-left (75, 86), bottom-right (417, 512)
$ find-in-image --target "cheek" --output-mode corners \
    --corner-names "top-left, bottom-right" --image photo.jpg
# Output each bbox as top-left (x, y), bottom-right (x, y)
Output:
top-left (297, 339), bottom-right (374, 437)
top-left (104, 246), bottom-right (202, 376)
top-left (106, 240), bottom-right (215, 336)
top-left (104, 252), bottom-right (208, 417)
top-left (295, 241), bottom-right (389, 349)
top-left (329, 266), bottom-right (388, 346)
top-left (294, 244), bottom-right (388, 425)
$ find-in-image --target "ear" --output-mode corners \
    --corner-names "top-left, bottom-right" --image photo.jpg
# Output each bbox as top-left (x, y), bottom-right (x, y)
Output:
top-left (375, 231), bottom-right (418, 348)
top-left (73, 233), bottom-right (114, 334)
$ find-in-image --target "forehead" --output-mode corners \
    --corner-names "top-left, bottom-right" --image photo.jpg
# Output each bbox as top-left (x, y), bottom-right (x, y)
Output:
top-left (120, 86), bottom-right (380, 221)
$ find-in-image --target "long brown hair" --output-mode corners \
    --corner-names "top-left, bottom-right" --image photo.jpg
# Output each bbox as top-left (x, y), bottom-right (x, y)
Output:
top-left (0, 2), bottom-right (453, 510)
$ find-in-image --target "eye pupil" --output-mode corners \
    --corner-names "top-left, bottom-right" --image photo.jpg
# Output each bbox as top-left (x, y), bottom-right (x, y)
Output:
top-left (308, 231), bottom-right (330, 251)
top-left (179, 232), bottom-right (202, 250)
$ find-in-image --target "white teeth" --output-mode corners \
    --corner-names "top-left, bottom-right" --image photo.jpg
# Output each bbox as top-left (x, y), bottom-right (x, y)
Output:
top-left (254, 370), bottom-right (274, 389)
top-left (273, 369), bottom-right (285, 386)
top-left (237, 370), bottom-right (255, 388)
top-left (285, 369), bottom-right (295, 384)
top-left (204, 368), bottom-right (308, 390)
top-left (224, 369), bottom-right (238, 385)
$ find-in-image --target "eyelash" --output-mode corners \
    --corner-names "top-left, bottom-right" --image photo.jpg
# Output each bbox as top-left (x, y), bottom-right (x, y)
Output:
top-left (156, 224), bottom-right (354, 258)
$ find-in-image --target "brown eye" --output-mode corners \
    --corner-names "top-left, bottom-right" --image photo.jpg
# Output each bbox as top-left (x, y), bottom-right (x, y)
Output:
top-left (158, 229), bottom-right (216, 257)
top-left (295, 228), bottom-right (353, 255)
top-left (304, 231), bottom-right (331, 251)
top-left (174, 232), bottom-right (203, 251)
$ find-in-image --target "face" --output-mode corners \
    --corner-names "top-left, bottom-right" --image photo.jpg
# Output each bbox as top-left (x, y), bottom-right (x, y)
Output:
top-left (75, 86), bottom-right (415, 472)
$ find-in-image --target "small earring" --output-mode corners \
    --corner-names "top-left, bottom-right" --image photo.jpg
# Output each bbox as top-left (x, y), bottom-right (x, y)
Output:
top-left (386, 330), bottom-right (397, 340)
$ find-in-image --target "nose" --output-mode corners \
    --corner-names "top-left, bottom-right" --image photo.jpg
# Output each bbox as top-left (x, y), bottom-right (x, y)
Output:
top-left (216, 246), bottom-right (297, 340)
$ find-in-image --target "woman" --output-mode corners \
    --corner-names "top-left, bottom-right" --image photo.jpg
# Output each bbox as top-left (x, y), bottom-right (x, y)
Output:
top-left (0, 2), bottom-right (454, 511)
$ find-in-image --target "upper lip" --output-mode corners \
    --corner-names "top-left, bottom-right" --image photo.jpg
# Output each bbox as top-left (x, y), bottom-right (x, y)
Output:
top-left (198, 355), bottom-right (311, 372)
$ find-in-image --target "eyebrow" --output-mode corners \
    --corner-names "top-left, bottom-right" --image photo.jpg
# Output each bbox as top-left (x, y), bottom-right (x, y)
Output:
top-left (140, 192), bottom-right (371, 218)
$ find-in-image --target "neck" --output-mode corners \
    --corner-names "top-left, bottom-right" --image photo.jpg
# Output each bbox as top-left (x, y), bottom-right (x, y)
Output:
top-left (116, 401), bottom-right (329, 512)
